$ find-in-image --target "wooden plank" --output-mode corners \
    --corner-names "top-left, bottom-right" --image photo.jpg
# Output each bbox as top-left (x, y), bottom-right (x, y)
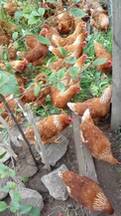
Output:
top-left (72, 114), bottom-right (98, 216)
top-left (111, 0), bottom-right (121, 129)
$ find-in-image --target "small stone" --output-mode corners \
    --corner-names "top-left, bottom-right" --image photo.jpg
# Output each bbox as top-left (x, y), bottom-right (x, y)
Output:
top-left (16, 148), bottom-right (38, 178)
top-left (41, 136), bottom-right (69, 166)
top-left (0, 178), bottom-right (9, 200)
top-left (18, 188), bottom-right (44, 215)
top-left (41, 164), bottom-right (68, 201)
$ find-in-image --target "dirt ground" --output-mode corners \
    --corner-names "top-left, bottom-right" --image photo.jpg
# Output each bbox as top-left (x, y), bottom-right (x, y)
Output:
top-left (1, 119), bottom-right (121, 216)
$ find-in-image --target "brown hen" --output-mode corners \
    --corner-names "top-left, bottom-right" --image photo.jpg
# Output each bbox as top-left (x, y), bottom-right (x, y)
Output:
top-left (67, 85), bottom-right (112, 119)
top-left (50, 84), bottom-right (80, 109)
top-left (59, 170), bottom-right (114, 215)
top-left (94, 41), bottom-right (112, 74)
top-left (80, 109), bottom-right (120, 165)
top-left (24, 113), bottom-right (72, 144)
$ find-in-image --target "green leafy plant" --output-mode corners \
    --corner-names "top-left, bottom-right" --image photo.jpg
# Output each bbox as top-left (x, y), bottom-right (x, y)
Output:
top-left (0, 163), bottom-right (40, 216)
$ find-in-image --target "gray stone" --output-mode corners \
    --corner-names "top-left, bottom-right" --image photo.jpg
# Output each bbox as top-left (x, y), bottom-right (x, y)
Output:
top-left (16, 147), bottom-right (38, 178)
top-left (18, 188), bottom-right (44, 215)
top-left (41, 136), bottom-right (69, 166)
top-left (0, 178), bottom-right (9, 200)
top-left (41, 164), bottom-right (68, 201)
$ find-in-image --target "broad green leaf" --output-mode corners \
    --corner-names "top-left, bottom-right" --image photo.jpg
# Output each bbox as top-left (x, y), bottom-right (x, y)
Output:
top-left (70, 66), bottom-right (80, 79)
top-left (6, 182), bottom-right (16, 190)
top-left (12, 32), bottom-right (19, 41)
top-left (59, 47), bottom-right (69, 57)
top-left (65, 56), bottom-right (77, 64)
top-left (34, 85), bottom-right (41, 97)
top-left (28, 16), bottom-right (39, 25)
top-left (47, 56), bottom-right (58, 65)
top-left (14, 11), bottom-right (23, 22)
top-left (0, 152), bottom-right (6, 160)
top-left (31, 10), bottom-right (39, 16)
top-left (10, 202), bottom-right (20, 213)
top-left (46, 0), bottom-right (57, 3)
top-left (0, 201), bottom-right (8, 212)
top-left (2, 49), bottom-right (8, 61)
top-left (20, 176), bottom-right (29, 183)
top-left (38, 8), bottom-right (45, 16)
top-left (19, 204), bottom-right (32, 214)
top-left (57, 68), bottom-right (66, 79)
top-left (72, 0), bottom-right (80, 3)
top-left (29, 207), bottom-right (40, 216)
top-left (48, 73), bottom-right (57, 84)
top-left (57, 82), bottom-right (65, 92)
top-left (0, 163), bottom-right (15, 178)
top-left (0, 70), bottom-right (19, 96)
top-left (70, 8), bottom-right (87, 18)
top-left (93, 58), bottom-right (107, 66)
top-left (90, 84), bottom-right (99, 96)
top-left (37, 35), bottom-right (50, 45)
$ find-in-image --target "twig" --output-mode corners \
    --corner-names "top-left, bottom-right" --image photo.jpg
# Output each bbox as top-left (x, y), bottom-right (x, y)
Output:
top-left (0, 94), bottom-right (39, 170)
top-left (16, 100), bottom-right (51, 171)
top-left (0, 115), bottom-right (17, 159)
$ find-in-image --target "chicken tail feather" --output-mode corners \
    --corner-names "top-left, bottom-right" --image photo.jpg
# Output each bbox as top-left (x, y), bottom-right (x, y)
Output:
top-left (100, 85), bottom-right (112, 104)
top-left (81, 108), bottom-right (91, 123)
top-left (67, 102), bottom-right (76, 113)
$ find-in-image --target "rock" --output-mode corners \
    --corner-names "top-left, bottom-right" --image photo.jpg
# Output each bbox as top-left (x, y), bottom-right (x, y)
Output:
top-left (18, 188), bottom-right (44, 214)
top-left (16, 147), bottom-right (38, 178)
top-left (0, 178), bottom-right (9, 200)
top-left (41, 135), bottom-right (69, 166)
top-left (41, 164), bottom-right (68, 201)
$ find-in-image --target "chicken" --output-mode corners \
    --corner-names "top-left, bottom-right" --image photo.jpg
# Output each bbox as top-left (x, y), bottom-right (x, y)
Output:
top-left (50, 20), bottom-right (87, 47)
top-left (25, 35), bottom-right (40, 50)
top-left (67, 85), bottom-right (112, 119)
top-left (0, 59), bottom-right (28, 72)
top-left (94, 41), bottom-right (112, 74)
top-left (50, 53), bottom-right (87, 72)
top-left (49, 34), bottom-right (86, 58)
top-left (0, 35), bottom-right (10, 45)
top-left (57, 11), bottom-right (75, 34)
top-left (24, 113), bottom-right (72, 144)
top-left (0, 20), bottom-right (16, 34)
top-left (15, 74), bottom-right (27, 93)
top-left (59, 170), bottom-right (114, 215)
top-left (4, 1), bottom-right (18, 16)
top-left (74, 53), bottom-right (87, 69)
top-left (21, 74), bottom-right (50, 105)
top-left (25, 44), bottom-right (48, 63)
top-left (0, 95), bottom-right (23, 126)
top-left (50, 84), bottom-right (80, 108)
top-left (49, 58), bottom-right (67, 72)
top-left (8, 45), bottom-right (17, 60)
top-left (91, 8), bottom-right (109, 32)
top-left (80, 109), bottom-right (120, 165)
top-left (40, 1), bottom-right (55, 18)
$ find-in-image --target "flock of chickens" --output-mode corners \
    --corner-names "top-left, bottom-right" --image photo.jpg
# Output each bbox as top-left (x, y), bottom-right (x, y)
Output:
top-left (0, 0), bottom-right (116, 215)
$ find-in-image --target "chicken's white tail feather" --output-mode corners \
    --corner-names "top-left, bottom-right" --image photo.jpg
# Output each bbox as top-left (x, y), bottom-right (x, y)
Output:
top-left (52, 34), bottom-right (58, 42)
top-left (100, 85), bottom-right (112, 104)
top-left (67, 102), bottom-right (76, 112)
top-left (48, 46), bottom-right (53, 52)
top-left (73, 35), bottom-right (81, 46)
top-left (81, 109), bottom-right (90, 123)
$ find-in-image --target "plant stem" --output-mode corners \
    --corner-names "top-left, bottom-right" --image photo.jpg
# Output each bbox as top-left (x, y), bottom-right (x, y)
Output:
top-left (0, 94), bottom-right (39, 170)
